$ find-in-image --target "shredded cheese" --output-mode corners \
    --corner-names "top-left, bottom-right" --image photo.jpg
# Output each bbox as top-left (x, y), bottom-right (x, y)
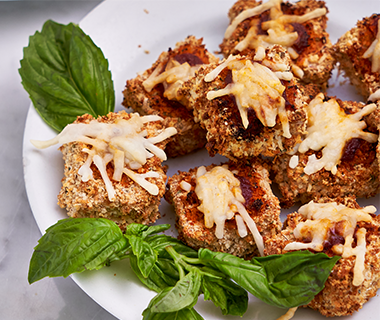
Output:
top-left (226, 0), bottom-right (326, 51)
top-left (205, 56), bottom-right (291, 138)
top-left (276, 307), bottom-right (298, 320)
top-left (180, 180), bottom-right (192, 192)
top-left (224, 0), bottom-right (326, 78)
top-left (293, 93), bottom-right (378, 175)
top-left (195, 165), bottom-right (264, 256)
top-left (289, 155), bottom-right (299, 169)
top-left (368, 87), bottom-right (380, 102)
top-left (143, 58), bottom-right (202, 102)
top-left (284, 201), bottom-right (376, 286)
top-left (31, 113), bottom-right (177, 201)
top-left (362, 19), bottom-right (380, 73)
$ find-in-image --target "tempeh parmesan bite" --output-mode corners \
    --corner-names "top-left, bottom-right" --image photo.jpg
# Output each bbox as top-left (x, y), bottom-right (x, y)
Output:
top-left (180, 45), bottom-right (314, 160)
top-left (272, 93), bottom-right (379, 208)
top-left (219, 0), bottom-right (335, 90)
top-left (122, 36), bottom-right (219, 158)
top-left (333, 14), bottom-right (380, 102)
top-left (264, 197), bottom-right (380, 317)
top-left (164, 160), bottom-right (282, 259)
top-left (31, 111), bottom-right (177, 231)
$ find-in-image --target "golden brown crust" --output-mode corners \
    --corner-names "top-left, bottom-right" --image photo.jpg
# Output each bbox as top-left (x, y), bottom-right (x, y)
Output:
top-left (181, 46), bottom-right (315, 160)
top-left (165, 159), bottom-right (282, 259)
top-left (219, 0), bottom-right (335, 89)
top-left (264, 197), bottom-right (380, 317)
top-left (333, 14), bottom-right (380, 100)
top-left (272, 98), bottom-right (379, 208)
top-left (57, 111), bottom-right (168, 231)
top-left (122, 36), bottom-right (219, 158)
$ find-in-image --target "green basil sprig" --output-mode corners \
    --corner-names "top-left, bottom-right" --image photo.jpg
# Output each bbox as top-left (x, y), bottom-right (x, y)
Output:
top-left (198, 248), bottom-right (340, 309)
top-left (28, 219), bottom-right (340, 319)
top-left (19, 20), bottom-right (115, 132)
top-left (28, 218), bottom-right (128, 284)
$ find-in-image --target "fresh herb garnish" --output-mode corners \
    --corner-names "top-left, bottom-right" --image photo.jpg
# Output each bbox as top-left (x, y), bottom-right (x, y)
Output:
top-left (19, 20), bottom-right (115, 132)
top-left (28, 218), bottom-right (340, 319)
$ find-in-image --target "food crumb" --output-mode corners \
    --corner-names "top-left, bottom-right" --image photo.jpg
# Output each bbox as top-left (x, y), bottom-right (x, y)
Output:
top-left (144, 50), bottom-right (150, 54)
top-left (144, 9), bottom-right (149, 14)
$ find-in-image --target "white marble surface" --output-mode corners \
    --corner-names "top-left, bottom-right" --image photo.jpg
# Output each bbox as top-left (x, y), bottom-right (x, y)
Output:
top-left (0, 1), bottom-right (118, 319)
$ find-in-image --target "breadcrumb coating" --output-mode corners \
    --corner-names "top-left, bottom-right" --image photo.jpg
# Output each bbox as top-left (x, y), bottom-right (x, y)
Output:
top-left (180, 46), bottom-right (318, 160)
top-left (165, 159), bottom-right (282, 259)
top-left (219, 0), bottom-right (335, 90)
top-left (272, 99), bottom-right (379, 208)
top-left (123, 36), bottom-right (219, 158)
top-left (57, 111), bottom-right (169, 231)
top-left (265, 197), bottom-right (380, 317)
top-left (333, 14), bottom-right (380, 101)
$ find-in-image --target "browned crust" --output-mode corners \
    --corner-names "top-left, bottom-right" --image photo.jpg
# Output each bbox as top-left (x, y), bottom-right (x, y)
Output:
top-left (180, 46), bottom-right (315, 160)
top-left (219, 0), bottom-right (335, 89)
top-left (272, 99), bottom-right (379, 208)
top-left (265, 197), bottom-right (380, 317)
top-left (333, 14), bottom-right (380, 100)
top-left (122, 36), bottom-right (219, 158)
top-left (57, 111), bottom-right (168, 231)
top-left (165, 159), bottom-right (282, 259)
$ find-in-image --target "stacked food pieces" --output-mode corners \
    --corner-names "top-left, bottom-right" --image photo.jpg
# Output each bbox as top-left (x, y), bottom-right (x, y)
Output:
top-left (219, 0), bottom-right (335, 89)
top-left (165, 160), bottom-right (281, 259)
top-left (333, 13), bottom-right (380, 102)
top-left (120, 1), bottom-right (380, 316)
top-left (123, 36), bottom-right (219, 157)
top-left (272, 93), bottom-right (379, 208)
top-left (265, 197), bottom-right (380, 317)
top-left (31, 0), bottom-right (380, 317)
top-left (180, 45), bottom-right (314, 159)
top-left (32, 111), bottom-right (177, 231)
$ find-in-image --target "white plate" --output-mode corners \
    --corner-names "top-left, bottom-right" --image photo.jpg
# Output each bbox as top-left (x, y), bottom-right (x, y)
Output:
top-left (23, 0), bottom-right (380, 319)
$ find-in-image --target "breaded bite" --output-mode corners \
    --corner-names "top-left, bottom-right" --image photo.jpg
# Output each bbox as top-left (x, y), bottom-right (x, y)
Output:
top-left (54, 111), bottom-right (175, 231)
top-left (272, 94), bottom-right (379, 208)
top-left (333, 14), bottom-right (380, 102)
top-left (180, 45), bottom-right (316, 160)
top-left (165, 159), bottom-right (282, 259)
top-left (265, 197), bottom-right (380, 317)
top-left (219, 0), bottom-right (335, 89)
top-left (123, 36), bottom-right (219, 158)
top-left (369, 101), bottom-right (380, 174)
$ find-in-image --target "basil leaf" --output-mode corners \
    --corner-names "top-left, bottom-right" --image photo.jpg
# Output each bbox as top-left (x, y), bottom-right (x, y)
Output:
top-left (200, 267), bottom-right (248, 316)
top-left (142, 306), bottom-right (204, 320)
top-left (198, 249), bottom-right (339, 308)
top-left (130, 256), bottom-right (180, 292)
top-left (146, 269), bottom-right (202, 314)
top-left (147, 234), bottom-right (198, 259)
top-left (126, 223), bottom-right (171, 239)
top-left (127, 235), bottom-right (158, 278)
top-left (19, 19), bottom-right (114, 132)
top-left (28, 218), bottom-right (127, 284)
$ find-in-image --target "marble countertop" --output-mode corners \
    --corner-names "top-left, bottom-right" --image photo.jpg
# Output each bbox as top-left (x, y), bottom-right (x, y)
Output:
top-left (0, 1), bottom-right (117, 319)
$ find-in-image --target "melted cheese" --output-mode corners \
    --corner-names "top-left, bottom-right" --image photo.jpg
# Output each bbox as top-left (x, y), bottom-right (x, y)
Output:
top-left (293, 93), bottom-right (378, 175)
top-left (195, 165), bottom-right (264, 256)
top-left (226, 0), bottom-right (326, 53)
top-left (31, 113), bottom-right (177, 201)
top-left (205, 56), bottom-right (291, 138)
top-left (225, 0), bottom-right (326, 78)
top-left (276, 307), bottom-right (298, 320)
top-left (362, 19), bottom-right (380, 73)
top-left (143, 58), bottom-right (202, 103)
top-left (284, 201), bottom-right (376, 286)
top-left (368, 87), bottom-right (380, 102)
